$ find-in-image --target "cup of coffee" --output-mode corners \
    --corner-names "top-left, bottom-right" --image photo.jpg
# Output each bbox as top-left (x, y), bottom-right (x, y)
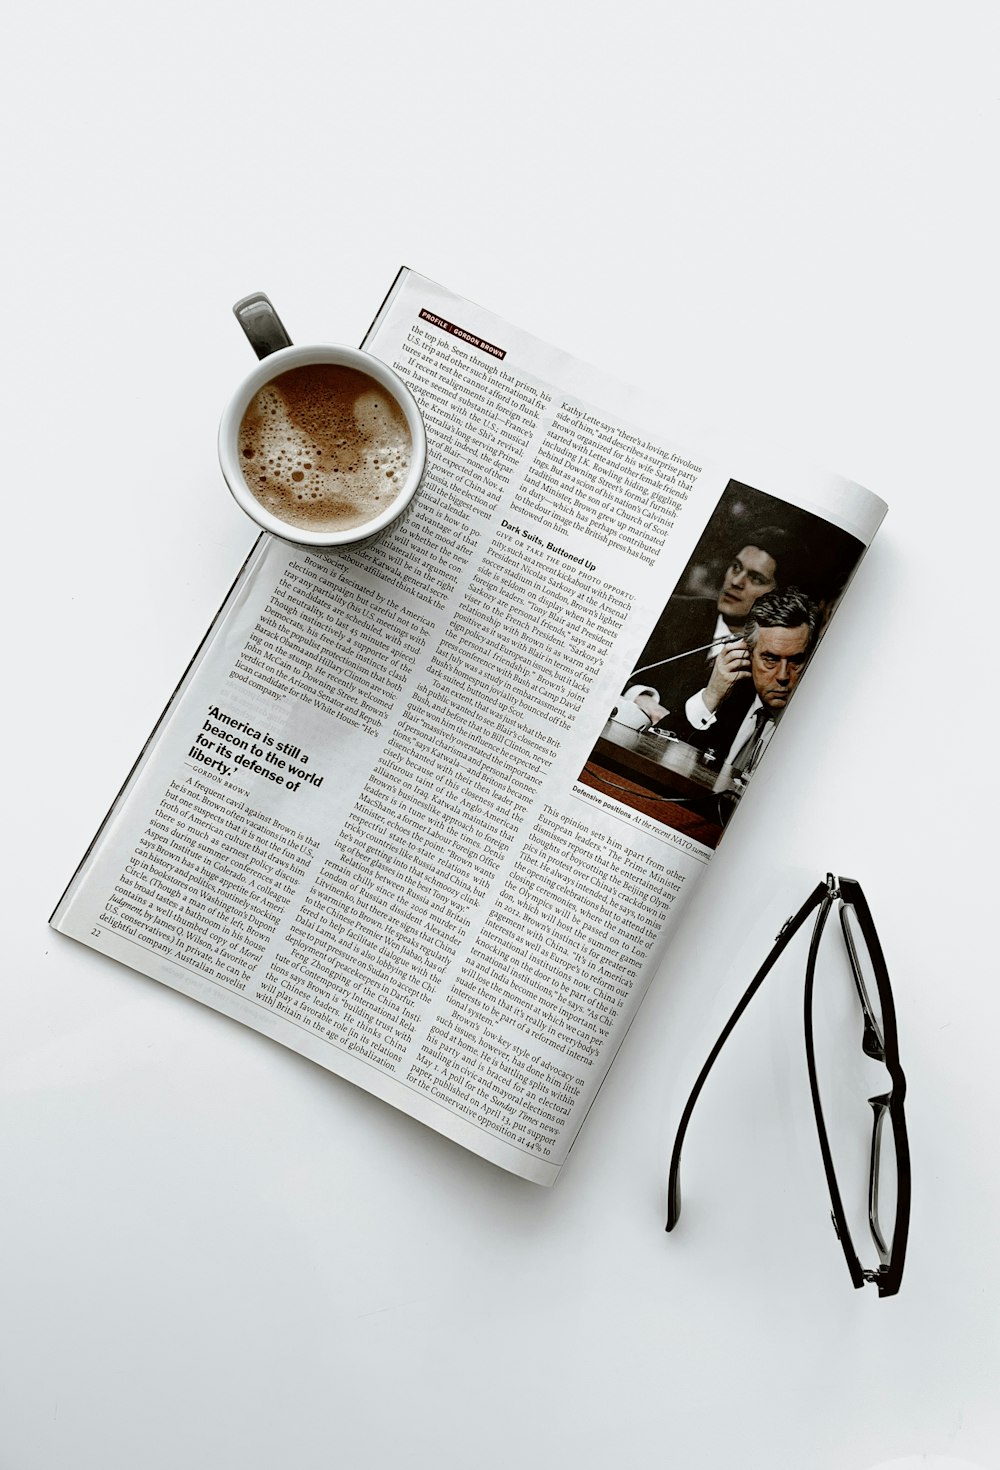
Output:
top-left (219, 293), bottom-right (427, 548)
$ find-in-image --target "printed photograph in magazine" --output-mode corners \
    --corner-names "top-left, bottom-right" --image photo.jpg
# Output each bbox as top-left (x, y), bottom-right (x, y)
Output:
top-left (579, 479), bottom-right (866, 847)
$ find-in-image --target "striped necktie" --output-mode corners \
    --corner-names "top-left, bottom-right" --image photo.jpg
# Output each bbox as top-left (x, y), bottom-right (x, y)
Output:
top-left (730, 707), bottom-right (771, 778)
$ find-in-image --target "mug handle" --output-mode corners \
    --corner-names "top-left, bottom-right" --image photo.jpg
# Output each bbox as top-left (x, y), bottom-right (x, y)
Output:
top-left (232, 292), bottom-right (293, 359)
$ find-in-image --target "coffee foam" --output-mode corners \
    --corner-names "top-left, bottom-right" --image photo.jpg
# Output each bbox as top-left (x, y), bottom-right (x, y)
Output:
top-left (238, 363), bottom-right (412, 533)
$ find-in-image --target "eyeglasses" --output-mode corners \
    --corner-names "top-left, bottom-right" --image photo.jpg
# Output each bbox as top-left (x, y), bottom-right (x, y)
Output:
top-left (666, 875), bottom-right (910, 1297)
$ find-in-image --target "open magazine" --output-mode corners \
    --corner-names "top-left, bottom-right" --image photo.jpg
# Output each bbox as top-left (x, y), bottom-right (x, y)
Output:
top-left (51, 270), bottom-right (886, 1184)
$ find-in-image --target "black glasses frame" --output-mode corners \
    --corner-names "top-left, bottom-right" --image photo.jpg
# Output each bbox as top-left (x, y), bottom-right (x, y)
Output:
top-left (666, 874), bottom-right (910, 1297)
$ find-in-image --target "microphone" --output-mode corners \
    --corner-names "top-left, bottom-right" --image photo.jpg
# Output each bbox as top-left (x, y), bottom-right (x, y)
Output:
top-left (631, 633), bottom-right (744, 680)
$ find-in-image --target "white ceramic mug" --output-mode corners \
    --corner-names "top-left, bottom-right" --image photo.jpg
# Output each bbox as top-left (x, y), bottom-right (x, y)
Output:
top-left (218, 293), bottom-right (427, 549)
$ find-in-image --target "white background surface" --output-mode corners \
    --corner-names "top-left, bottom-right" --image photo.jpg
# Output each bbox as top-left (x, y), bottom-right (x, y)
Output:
top-left (3, 4), bottom-right (998, 1467)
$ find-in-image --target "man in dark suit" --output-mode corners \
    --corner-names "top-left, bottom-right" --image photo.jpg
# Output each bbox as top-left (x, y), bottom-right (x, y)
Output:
top-left (617, 527), bottom-right (796, 731)
top-left (676, 586), bottom-right (820, 783)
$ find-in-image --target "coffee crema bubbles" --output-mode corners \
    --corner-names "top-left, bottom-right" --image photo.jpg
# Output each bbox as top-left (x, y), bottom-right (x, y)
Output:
top-left (237, 363), bottom-right (413, 533)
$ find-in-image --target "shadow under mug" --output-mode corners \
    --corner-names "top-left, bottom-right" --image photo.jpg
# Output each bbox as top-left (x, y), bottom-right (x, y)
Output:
top-left (218, 293), bottom-right (427, 549)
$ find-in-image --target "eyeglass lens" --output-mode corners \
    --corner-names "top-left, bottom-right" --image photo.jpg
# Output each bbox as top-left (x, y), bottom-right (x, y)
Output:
top-left (841, 901), bottom-right (886, 1058)
top-left (868, 1094), bottom-right (898, 1263)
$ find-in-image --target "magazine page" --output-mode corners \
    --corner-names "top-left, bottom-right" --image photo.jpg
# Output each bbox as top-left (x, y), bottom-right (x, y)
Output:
top-left (51, 270), bottom-right (886, 1184)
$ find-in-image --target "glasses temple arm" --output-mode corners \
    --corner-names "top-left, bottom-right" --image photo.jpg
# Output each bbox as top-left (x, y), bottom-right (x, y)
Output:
top-left (666, 880), bottom-right (829, 1232)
